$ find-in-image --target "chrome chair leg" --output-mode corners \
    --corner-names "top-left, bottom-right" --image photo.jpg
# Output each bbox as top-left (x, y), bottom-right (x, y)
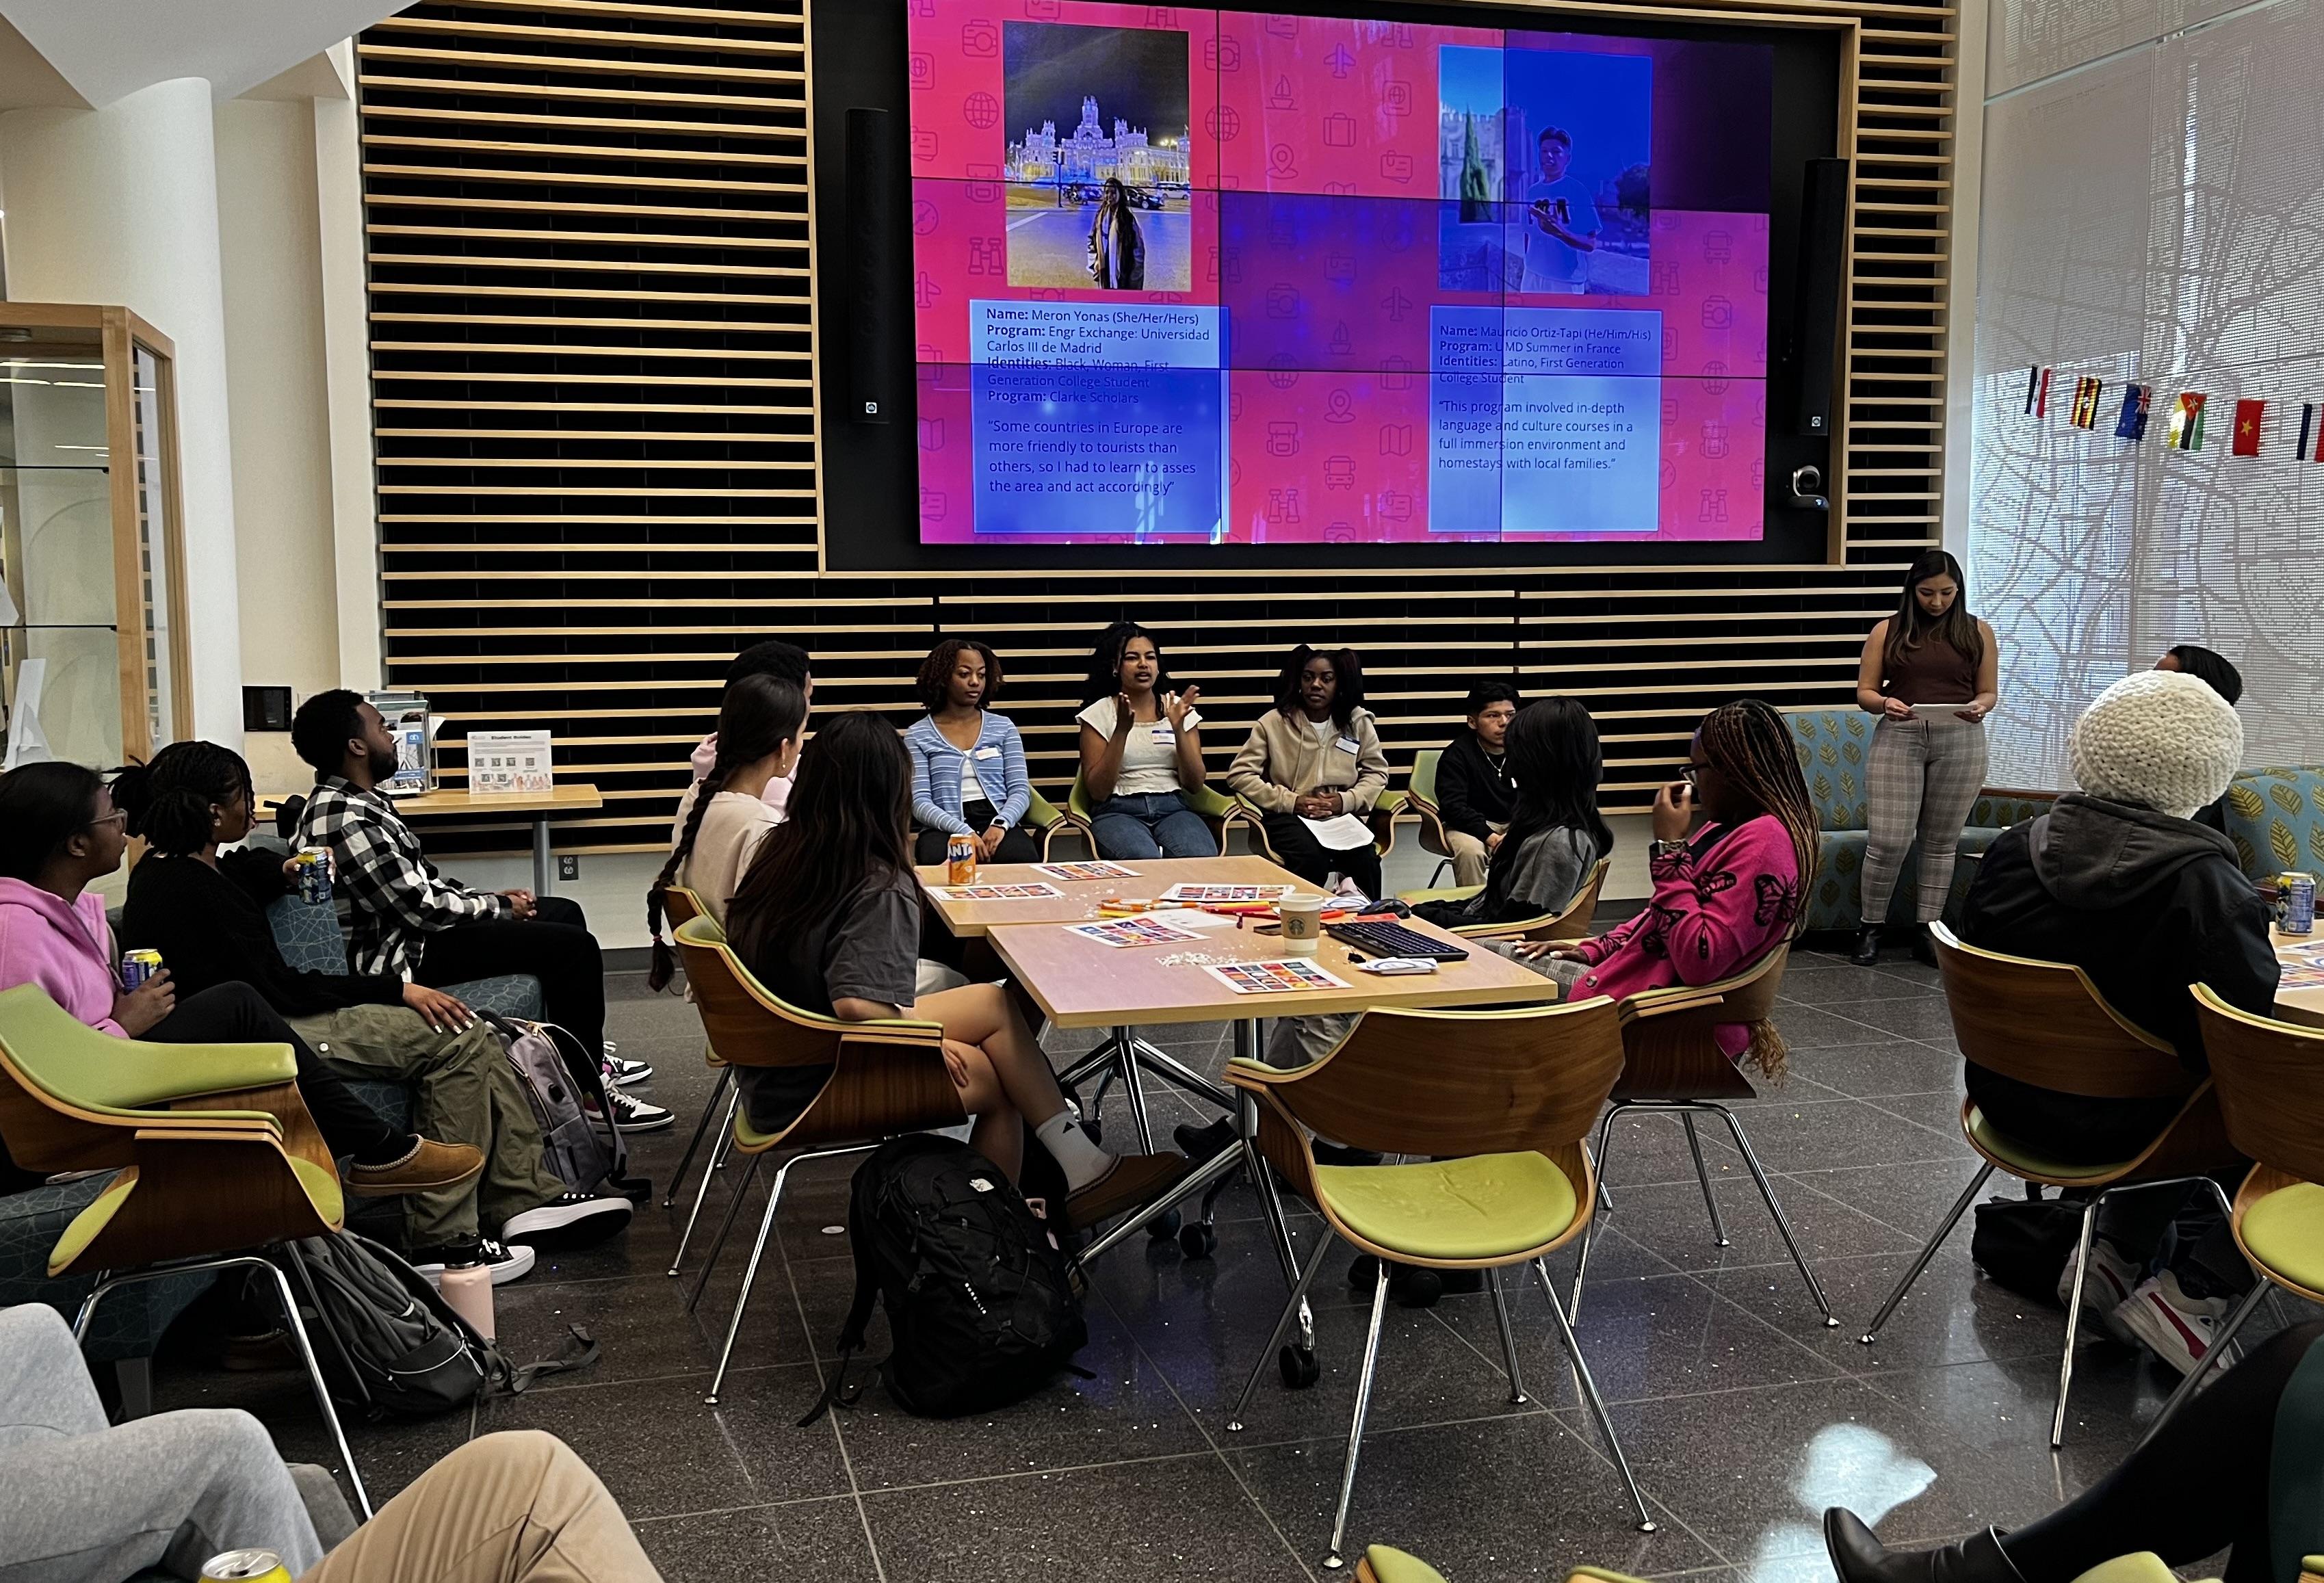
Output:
top-left (1862, 1161), bottom-right (1995, 1344)
top-left (663, 1062), bottom-right (733, 1206)
top-left (1228, 1231), bottom-right (1335, 1430)
top-left (1322, 1252), bottom-right (1395, 1571)
top-left (1533, 1257), bottom-right (1655, 1531)
top-left (686, 1153), bottom-right (764, 1313)
top-left (706, 1143), bottom-right (875, 1404)
top-left (1569, 1107), bottom-right (1621, 1321)
top-left (1487, 1266), bottom-right (1527, 1404)
top-left (2137, 1277), bottom-right (2273, 1448)
top-left (668, 1088), bottom-right (740, 1277)
top-left (1680, 1112), bottom-right (1729, 1247)
top-left (1710, 1104), bottom-right (1838, 1326)
top-left (1114, 1028), bottom-right (1157, 1154)
top-left (2050, 1192), bottom-right (2102, 1447)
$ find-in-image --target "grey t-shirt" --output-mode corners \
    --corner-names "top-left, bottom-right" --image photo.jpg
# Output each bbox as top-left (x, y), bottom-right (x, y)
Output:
top-left (737, 867), bottom-right (922, 1131)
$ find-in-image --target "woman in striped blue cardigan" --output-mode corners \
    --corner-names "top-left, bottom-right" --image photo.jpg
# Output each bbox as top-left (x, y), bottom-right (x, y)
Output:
top-left (906, 638), bottom-right (1040, 865)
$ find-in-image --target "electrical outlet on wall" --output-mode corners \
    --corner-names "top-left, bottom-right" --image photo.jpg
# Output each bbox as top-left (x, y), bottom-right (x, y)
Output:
top-left (558, 855), bottom-right (579, 881)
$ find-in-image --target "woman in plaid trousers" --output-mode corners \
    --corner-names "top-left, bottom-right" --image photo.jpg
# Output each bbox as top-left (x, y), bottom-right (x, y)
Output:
top-left (1850, 551), bottom-right (2000, 965)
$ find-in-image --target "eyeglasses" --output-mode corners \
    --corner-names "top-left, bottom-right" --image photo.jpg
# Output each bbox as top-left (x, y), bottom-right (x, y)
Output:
top-left (86, 809), bottom-right (127, 830)
top-left (1677, 765), bottom-right (1706, 785)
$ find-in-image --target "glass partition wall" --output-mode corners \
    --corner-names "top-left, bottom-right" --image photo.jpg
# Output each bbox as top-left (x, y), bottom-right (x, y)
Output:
top-left (0, 304), bottom-right (188, 769)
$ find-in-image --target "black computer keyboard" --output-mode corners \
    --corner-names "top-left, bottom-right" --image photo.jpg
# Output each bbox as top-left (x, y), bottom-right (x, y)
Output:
top-left (1324, 919), bottom-right (1470, 962)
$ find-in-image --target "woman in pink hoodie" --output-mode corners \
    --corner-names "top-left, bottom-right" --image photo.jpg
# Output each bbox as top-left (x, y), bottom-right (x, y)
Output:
top-left (0, 761), bottom-right (479, 1194)
top-left (1515, 698), bottom-right (1817, 1075)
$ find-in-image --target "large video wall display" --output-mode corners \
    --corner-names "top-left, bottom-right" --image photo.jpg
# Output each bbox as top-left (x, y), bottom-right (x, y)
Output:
top-left (906, 0), bottom-right (1777, 546)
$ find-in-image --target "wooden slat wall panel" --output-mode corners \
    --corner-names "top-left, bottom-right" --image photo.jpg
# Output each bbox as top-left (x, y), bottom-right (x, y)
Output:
top-left (358, 0), bottom-right (1953, 854)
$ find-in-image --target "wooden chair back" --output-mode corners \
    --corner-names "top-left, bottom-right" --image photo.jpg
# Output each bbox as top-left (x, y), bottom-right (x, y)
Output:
top-left (1930, 924), bottom-right (2194, 1099)
top-left (2193, 984), bottom-right (2324, 1186)
top-left (1459, 856), bottom-right (1613, 944)
top-left (1236, 997), bottom-right (1626, 1206)
top-left (662, 884), bottom-right (705, 928)
top-left (1612, 943), bottom-right (1790, 1101)
top-left (671, 916), bottom-right (963, 1147)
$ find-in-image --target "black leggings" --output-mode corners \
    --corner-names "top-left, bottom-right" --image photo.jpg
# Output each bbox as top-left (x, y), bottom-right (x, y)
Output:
top-left (1260, 811), bottom-right (1383, 899)
top-left (2002, 1320), bottom-right (2323, 1583)
top-left (146, 982), bottom-right (399, 1161)
top-left (415, 895), bottom-right (605, 1061)
top-left (913, 800), bottom-right (1040, 867)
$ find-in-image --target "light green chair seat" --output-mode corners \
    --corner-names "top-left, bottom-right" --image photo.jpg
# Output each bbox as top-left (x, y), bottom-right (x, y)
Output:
top-left (0, 984), bottom-right (295, 1110)
top-left (1965, 1106), bottom-right (2134, 1182)
top-left (48, 1153), bottom-right (343, 1276)
top-left (1314, 1151), bottom-right (1576, 1261)
top-left (1398, 884), bottom-right (1480, 906)
top-left (2067, 1556), bottom-right (2186, 1583)
top-left (733, 1107), bottom-right (781, 1150)
top-left (2241, 1180), bottom-right (2324, 1293)
top-left (1364, 1547), bottom-right (1450, 1583)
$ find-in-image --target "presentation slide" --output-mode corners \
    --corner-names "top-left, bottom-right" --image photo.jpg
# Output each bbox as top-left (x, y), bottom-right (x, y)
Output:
top-left (906, 1), bottom-right (1775, 545)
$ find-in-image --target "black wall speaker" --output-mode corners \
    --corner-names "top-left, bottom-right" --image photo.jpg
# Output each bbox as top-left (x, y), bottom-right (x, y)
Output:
top-left (846, 107), bottom-right (899, 424)
top-left (1786, 157), bottom-right (1848, 436)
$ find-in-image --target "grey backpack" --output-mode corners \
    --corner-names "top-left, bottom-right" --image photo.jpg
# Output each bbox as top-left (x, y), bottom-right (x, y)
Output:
top-left (279, 1230), bottom-right (596, 1417)
top-left (486, 1014), bottom-right (623, 1194)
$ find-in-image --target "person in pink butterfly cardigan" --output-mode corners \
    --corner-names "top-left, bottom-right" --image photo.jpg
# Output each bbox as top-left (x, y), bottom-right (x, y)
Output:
top-left (1515, 699), bottom-right (1819, 1070)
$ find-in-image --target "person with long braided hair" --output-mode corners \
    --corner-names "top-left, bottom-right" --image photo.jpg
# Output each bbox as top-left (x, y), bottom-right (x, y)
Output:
top-left (647, 674), bottom-right (807, 989)
top-left (1514, 698), bottom-right (1816, 1077)
top-left (109, 742), bottom-right (629, 1281)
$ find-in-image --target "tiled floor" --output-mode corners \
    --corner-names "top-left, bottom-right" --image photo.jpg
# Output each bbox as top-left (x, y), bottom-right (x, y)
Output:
top-left (153, 947), bottom-right (2275, 1582)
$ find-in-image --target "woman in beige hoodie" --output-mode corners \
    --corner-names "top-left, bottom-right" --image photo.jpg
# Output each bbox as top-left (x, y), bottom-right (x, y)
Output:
top-left (1227, 644), bottom-right (1392, 896)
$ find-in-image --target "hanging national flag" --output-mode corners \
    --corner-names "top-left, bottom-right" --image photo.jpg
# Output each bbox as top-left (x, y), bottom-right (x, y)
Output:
top-left (2231, 399), bottom-right (2266, 457)
top-left (2070, 376), bottom-right (2104, 429)
top-left (2023, 365), bottom-right (2052, 417)
top-left (2115, 384), bottom-right (2152, 440)
top-left (2300, 404), bottom-right (2324, 462)
top-left (2165, 392), bottom-right (2207, 451)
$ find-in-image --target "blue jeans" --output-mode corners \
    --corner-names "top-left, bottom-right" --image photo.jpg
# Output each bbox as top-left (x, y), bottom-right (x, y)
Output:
top-left (1088, 791), bottom-right (1217, 860)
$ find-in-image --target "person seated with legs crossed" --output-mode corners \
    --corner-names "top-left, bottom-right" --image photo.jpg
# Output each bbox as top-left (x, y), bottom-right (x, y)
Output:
top-left (1954, 670), bottom-right (2277, 1374)
top-left (724, 711), bottom-right (1192, 1232)
top-left (288, 690), bottom-right (672, 1135)
top-left (114, 743), bottom-right (631, 1285)
top-left (1435, 681), bottom-right (1521, 889)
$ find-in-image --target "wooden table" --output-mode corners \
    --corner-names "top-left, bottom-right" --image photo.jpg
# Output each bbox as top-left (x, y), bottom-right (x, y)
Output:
top-left (987, 907), bottom-right (1562, 1029)
top-left (2273, 926), bottom-right (2324, 1030)
top-left (912, 854), bottom-right (1308, 939)
top-left (265, 785), bottom-right (603, 895)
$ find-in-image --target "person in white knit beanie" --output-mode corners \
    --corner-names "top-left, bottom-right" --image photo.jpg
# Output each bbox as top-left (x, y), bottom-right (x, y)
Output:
top-left (2067, 670), bottom-right (2244, 821)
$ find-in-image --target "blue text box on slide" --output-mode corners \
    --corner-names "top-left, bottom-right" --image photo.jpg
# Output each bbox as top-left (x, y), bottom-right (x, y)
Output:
top-left (969, 363), bottom-right (1229, 538)
top-left (1427, 306), bottom-right (1663, 534)
top-left (969, 300), bottom-right (1224, 367)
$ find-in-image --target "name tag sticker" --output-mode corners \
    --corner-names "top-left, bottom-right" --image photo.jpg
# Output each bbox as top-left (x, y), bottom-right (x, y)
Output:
top-left (1151, 724), bottom-right (1175, 742)
top-left (973, 746), bottom-right (1001, 760)
top-left (1335, 736), bottom-right (1361, 755)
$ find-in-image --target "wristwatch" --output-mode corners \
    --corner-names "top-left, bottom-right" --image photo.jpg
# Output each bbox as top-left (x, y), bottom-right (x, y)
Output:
top-left (1651, 838), bottom-right (1689, 859)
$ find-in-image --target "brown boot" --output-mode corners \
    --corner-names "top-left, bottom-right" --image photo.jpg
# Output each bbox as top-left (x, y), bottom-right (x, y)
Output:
top-left (345, 1138), bottom-right (485, 1197)
top-left (1063, 1151), bottom-right (1192, 1232)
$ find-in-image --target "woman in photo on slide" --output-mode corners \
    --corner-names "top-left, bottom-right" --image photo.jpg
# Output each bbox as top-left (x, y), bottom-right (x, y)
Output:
top-left (724, 712), bottom-right (1188, 1231)
top-left (1086, 177), bottom-right (1145, 291)
top-left (906, 638), bottom-right (1041, 868)
top-left (1076, 621), bottom-right (1216, 861)
top-left (1226, 644), bottom-right (1392, 899)
top-left (1849, 550), bottom-right (2000, 966)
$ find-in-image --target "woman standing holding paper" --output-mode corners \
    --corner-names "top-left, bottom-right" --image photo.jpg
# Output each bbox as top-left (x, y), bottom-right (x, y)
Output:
top-left (1850, 550), bottom-right (2000, 965)
top-left (1228, 644), bottom-right (1392, 898)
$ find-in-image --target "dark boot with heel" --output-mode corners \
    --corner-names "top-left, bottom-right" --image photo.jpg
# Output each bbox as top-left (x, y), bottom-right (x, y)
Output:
top-left (1850, 926), bottom-right (1882, 966)
top-left (1824, 1510), bottom-right (2024, 1583)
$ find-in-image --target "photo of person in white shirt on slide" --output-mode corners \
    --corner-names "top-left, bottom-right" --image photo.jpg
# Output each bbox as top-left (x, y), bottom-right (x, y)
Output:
top-left (1521, 127), bottom-right (1602, 293)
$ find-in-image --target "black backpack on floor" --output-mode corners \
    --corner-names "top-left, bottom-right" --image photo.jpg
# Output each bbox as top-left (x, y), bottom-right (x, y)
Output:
top-left (802, 1134), bottom-right (1088, 1423)
top-left (278, 1230), bottom-right (598, 1417)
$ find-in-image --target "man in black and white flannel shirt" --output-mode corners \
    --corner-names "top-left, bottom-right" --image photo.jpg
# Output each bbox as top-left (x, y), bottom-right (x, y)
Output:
top-left (289, 690), bottom-right (671, 1131)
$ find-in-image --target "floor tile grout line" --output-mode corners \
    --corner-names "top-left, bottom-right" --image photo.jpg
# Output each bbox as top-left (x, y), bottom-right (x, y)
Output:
top-left (767, 1193), bottom-right (889, 1583)
top-left (627, 1490), bottom-right (865, 1528)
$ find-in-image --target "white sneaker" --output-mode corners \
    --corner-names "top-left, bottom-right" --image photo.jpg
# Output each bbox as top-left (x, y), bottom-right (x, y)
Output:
top-left (501, 1190), bottom-right (634, 1251)
top-left (411, 1236), bottom-right (536, 1287)
top-left (584, 1088), bottom-right (674, 1132)
top-left (2113, 1271), bottom-right (2232, 1376)
top-left (2059, 1235), bottom-right (2143, 1342)
top-left (603, 1054), bottom-right (654, 1088)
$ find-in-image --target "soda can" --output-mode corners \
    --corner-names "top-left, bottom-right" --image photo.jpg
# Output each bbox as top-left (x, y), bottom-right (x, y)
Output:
top-left (946, 833), bottom-right (978, 886)
top-left (293, 846), bottom-right (333, 904)
top-left (2283, 872), bottom-right (2316, 937)
top-left (119, 948), bottom-right (164, 993)
top-left (201, 1552), bottom-right (290, 1583)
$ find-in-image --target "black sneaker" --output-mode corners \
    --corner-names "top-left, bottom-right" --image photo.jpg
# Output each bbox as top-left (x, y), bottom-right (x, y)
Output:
top-left (1174, 1118), bottom-right (1237, 1163)
top-left (501, 1190), bottom-right (634, 1251)
top-left (411, 1236), bottom-right (536, 1287)
top-left (585, 1088), bottom-right (675, 1132)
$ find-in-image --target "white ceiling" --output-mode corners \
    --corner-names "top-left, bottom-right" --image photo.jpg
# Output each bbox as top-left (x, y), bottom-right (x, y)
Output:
top-left (0, 0), bottom-right (417, 108)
